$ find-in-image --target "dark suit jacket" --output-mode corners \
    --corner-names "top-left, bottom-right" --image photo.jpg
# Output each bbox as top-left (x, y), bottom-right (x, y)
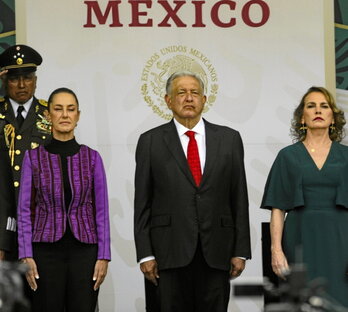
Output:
top-left (134, 119), bottom-right (251, 271)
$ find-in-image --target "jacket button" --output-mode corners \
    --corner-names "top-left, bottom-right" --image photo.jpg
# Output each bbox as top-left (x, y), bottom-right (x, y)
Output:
top-left (14, 181), bottom-right (19, 187)
top-left (15, 149), bottom-right (21, 155)
top-left (14, 165), bottom-right (20, 171)
top-left (16, 135), bottom-right (22, 140)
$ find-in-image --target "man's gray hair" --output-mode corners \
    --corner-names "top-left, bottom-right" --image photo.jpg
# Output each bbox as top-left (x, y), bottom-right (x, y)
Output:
top-left (165, 71), bottom-right (205, 95)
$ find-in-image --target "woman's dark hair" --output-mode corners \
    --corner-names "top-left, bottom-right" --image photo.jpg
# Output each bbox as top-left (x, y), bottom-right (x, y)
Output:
top-left (47, 87), bottom-right (79, 110)
top-left (290, 86), bottom-right (346, 142)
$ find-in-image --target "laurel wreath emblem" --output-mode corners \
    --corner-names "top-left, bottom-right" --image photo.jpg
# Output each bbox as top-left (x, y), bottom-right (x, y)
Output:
top-left (141, 46), bottom-right (218, 120)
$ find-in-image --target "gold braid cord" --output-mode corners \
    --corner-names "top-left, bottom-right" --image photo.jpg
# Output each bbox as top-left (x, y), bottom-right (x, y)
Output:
top-left (4, 124), bottom-right (15, 166)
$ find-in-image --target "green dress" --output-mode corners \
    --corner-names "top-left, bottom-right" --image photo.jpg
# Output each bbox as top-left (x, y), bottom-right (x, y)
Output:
top-left (261, 141), bottom-right (348, 307)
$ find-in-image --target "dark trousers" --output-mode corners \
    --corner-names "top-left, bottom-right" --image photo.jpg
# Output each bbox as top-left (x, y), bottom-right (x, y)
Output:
top-left (31, 230), bottom-right (98, 312)
top-left (145, 242), bottom-right (230, 312)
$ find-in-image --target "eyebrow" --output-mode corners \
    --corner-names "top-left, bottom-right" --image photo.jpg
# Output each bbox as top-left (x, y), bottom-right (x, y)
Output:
top-left (177, 88), bottom-right (200, 92)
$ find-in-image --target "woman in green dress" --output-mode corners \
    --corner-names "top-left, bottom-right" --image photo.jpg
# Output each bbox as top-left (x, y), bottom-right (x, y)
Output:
top-left (261, 86), bottom-right (348, 307)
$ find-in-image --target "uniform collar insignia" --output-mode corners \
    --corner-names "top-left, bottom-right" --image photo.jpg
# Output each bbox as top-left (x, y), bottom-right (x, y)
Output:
top-left (36, 111), bottom-right (51, 134)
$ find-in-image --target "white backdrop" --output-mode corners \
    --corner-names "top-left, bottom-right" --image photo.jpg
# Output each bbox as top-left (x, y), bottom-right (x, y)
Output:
top-left (15, 1), bottom-right (336, 311)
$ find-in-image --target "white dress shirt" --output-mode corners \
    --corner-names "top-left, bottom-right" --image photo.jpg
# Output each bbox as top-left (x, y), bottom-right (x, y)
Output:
top-left (173, 117), bottom-right (206, 173)
top-left (9, 97), bottom-right (33, 119)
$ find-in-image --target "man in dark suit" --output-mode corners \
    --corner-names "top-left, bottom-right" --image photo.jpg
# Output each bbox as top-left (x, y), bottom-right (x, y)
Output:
top-left (134, 71), bottom-right (251, 312)
top-left (0, 45), bottom-right (51, 261)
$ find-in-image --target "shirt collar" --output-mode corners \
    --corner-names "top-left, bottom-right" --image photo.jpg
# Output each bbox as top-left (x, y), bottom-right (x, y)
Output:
top-left (9, 97), bottom-right (33, 114)
top-left (173, 117), bottom-right (205, 136)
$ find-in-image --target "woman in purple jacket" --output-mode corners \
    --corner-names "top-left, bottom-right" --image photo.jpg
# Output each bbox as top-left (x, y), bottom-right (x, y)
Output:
top-left (17, 87), bottom-right (111, 312)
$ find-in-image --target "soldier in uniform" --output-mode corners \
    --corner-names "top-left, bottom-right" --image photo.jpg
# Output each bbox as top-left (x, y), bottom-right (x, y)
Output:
top-left (0, 45), bottom-right (51, 261)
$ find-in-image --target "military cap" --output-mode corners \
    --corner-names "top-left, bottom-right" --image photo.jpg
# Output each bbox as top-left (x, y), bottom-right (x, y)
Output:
top-left (0, 44), bottom-right (42, 75)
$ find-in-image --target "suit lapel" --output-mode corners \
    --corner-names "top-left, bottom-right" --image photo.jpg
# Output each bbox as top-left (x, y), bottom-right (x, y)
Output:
top-left (20, 99), bottom-right (37, 133)
top-left (163, 120), bottom-right (197, 187)
top-left (200, 120), bottom-right (220, 188)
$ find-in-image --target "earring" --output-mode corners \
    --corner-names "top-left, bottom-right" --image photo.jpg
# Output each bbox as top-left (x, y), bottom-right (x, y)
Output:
top-left (330, 122), bottom-right (336, 133)
top-left (300, 122), bottom-right (307, 133)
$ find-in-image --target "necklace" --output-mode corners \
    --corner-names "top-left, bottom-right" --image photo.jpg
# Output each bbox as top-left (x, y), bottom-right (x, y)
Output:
top-left (304, 140), bottom-right (331, 153)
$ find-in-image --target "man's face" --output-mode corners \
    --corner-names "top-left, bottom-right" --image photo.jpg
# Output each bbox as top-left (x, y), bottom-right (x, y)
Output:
top-left (3, 72), bottom-right (37, 104)
top-left (165, 76), bottom-right (206, 123)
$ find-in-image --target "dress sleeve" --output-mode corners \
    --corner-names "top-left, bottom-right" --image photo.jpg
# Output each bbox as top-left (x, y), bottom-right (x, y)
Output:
top-left (261, 148), bottom-right (304, 211)
top-left (94, 151), bottom-right (111, 260)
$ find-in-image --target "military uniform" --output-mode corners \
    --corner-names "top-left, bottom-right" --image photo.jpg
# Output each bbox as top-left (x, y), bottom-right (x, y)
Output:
top-left (0, 44), bottom-right (50, 259)
top-left (0, 97), bottom-right (51, 195)
top-left (0, 148), bottom-right (15, 253)
top-left (0, 96), bottom-right (51, 256)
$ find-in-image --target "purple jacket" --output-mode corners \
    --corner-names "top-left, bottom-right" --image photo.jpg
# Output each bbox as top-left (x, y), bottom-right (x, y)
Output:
top-left (17, 145), bottom-right (111, 260)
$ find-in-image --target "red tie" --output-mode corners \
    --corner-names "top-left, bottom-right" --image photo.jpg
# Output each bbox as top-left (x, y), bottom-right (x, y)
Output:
top-left (185, 131), bottom-right (202, 186)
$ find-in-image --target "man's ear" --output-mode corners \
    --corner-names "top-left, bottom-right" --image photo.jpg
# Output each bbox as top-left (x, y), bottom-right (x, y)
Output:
top-left (165, 94), bottom-right (171, 109)
top-left (202, 95), bottom-right (207, 105)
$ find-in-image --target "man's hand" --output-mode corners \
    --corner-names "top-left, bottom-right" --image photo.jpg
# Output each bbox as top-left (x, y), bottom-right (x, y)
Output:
top-left (0, 70), bottom-right (8, 78)
top-left (140, 259), bottom-right (159, 286)
top-left (0, 250), bottom-right (5, 261)
top-left (21, 257), bottom-right (39, 291)
top-left (93, 259), bottom-right (109, 290)
top-left (230, 257), bottom-right (246, 279)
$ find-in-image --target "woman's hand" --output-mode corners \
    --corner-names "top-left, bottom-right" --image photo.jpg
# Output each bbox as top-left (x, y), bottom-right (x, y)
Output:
top-left (93, 259), bottom-right (108, 290)
top-left (21, 257), bottom-right (39, 290)
top-left (271, 249), bottom-right (289, 280)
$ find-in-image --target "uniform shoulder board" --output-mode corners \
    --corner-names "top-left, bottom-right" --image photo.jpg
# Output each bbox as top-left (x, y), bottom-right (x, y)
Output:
top-left (38, 99), bottom-right (48, 107)
top-left (0, 97), bottom-right (5, 103)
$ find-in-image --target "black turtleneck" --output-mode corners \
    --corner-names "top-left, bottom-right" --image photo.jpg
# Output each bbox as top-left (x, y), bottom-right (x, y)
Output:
top-left (44, 137), bottom-right (81, 210)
